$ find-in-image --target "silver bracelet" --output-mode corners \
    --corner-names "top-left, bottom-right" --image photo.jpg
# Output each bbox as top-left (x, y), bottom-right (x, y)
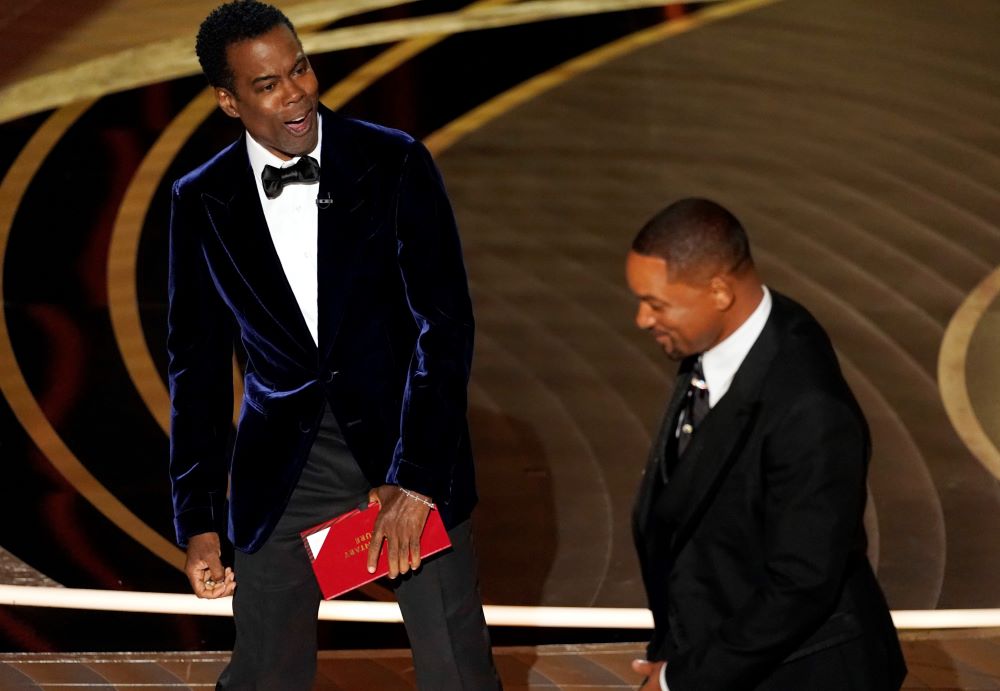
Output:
top-left (400, 487), bottom-right (435, 509)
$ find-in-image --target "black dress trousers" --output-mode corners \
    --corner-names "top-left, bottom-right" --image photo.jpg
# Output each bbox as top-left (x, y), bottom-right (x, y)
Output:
top-left (217, 406), bottom-right (501, 690)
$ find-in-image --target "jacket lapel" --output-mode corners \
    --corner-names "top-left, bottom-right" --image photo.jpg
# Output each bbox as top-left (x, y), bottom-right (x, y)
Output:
top-left (655, 299), bottom-right (784, 556)
top-left (315, 108), bottom-right (380, 361)
top-left (201, 137), bottom-right (316, 357)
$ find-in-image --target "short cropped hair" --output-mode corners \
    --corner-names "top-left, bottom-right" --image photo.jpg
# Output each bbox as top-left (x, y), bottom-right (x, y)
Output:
top-left (195, 0), bottom-right (297, 93)
top-left (632, 198), bottom-right (752, 282)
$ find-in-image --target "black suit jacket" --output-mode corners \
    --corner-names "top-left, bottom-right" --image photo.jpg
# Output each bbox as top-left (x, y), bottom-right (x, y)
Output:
top-left (167, 107), bottom-right (476, 552)
top-left (633, 291), bottom-right (906, 690)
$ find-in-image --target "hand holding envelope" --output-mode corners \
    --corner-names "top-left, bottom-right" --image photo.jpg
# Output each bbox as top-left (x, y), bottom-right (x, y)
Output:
top-left (300, 489), bottom-right (451, 600)
top-left (366, 484), bottom-right (434, 578)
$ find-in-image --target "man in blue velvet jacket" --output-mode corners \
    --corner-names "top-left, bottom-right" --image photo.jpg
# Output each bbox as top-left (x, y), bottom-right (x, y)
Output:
top-left (167, 2), bottom-right (499, 688)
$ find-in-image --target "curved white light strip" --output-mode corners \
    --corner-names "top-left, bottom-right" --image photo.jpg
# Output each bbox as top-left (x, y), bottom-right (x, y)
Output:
top-left (1, 585), bottom-right (997, 630)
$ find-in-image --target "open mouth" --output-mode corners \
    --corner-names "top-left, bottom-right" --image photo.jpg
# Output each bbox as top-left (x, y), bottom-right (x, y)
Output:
top-left (284, 109), bottom-right (312, 134)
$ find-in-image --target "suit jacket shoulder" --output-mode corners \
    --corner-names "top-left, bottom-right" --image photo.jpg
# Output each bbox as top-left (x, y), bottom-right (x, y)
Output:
top-left (328, 111), bottom-right (416, 152)
top-left (761, 291), bottom-right (861, 417)
top-left (172, 137), bottom-right (245, 199)
top-left (317, 108), bottom-right (426, 180)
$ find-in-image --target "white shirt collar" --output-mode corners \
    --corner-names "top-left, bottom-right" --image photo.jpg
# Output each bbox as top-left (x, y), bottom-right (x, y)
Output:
top-left (245, 114), bottom-right (323, 200)
top-left (701, 285), bottom-right (772, 408)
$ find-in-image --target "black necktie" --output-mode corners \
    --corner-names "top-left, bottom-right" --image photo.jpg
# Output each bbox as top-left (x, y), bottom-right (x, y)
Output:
top-left (261, 155), bottom-right (320, 199)
top-left (676, 357), bottom-right (710, 458)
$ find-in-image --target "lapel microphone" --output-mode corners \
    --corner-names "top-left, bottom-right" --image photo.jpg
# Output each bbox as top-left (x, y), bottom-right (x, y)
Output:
top-left (315, 195), bottom-right (333, 209)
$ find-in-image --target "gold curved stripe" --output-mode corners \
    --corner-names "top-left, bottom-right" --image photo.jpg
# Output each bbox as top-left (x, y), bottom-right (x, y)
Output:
top-left (425, 0), bottom-right (784, 154)
top-left (108, 89), bottom-right (219, 434)
top-left (106, 88), bottom-right (245, 432)
top-left (0, 0), bottom-right (417, 125)
top-left (0, 102), bottom-right (185, 570)
top-left (939, 268), bottom-right (1000, 482)
top-left (303, 0), bottom-right (723, 56)
top-left (285, 0), bottom-right (420, 29)
top-left (0, 0), bottom-right (716, 126)
top-left (322, 0), bottom-right (515, 108)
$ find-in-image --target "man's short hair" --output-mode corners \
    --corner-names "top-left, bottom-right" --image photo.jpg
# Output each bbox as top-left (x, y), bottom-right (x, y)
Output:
top-left (632, 198), bottom-right (752, 282)
top-left (195, 0), bottom-right (297, 93)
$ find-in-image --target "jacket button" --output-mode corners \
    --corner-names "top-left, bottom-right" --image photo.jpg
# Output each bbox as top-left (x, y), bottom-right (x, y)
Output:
top-left (325, 370), bottom-right (339, 383)
top-left (299, 421), bottom-right (311, 433)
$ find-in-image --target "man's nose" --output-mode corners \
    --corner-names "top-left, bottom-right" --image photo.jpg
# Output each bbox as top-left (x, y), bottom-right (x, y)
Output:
top-left (285, 82), bottom-right (304, 105)
top-left (635, 304), bottom-right (654, 329)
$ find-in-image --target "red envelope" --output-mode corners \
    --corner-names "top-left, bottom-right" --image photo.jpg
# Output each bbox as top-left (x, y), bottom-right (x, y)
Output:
top-left (300, 501), bottom-right (451, 599)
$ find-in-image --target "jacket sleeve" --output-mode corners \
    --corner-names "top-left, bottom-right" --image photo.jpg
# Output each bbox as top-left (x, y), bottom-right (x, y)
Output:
top-left (166, 180), bottom-right (234, 546)
top-left (385, 140), bottom-right (475, 500)
top-left (666, 391), bottom-right (869, 690)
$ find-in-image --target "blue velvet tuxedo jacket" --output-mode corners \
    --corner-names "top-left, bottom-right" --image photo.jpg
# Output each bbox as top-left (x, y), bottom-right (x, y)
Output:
top-left (167, 107), bottom-right (476, 552)
top-left (633, 292), bottom-right (905, 690)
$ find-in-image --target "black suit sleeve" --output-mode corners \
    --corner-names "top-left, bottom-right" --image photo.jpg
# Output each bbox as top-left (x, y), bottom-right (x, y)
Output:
top-left (385, 140), bottom-right (475, 499)
top-left (666, 390), bottom-right (869, 690)
top-left (166, 180), bottom-right (235, 546)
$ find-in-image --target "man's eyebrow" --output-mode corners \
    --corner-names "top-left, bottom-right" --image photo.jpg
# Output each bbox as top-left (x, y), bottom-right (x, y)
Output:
top-left (250, 56), bottom-right (307, 84)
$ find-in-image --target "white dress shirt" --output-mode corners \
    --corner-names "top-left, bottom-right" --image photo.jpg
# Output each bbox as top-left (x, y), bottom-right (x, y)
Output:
top-left (660, 285), bottom-right (772, 690)
top-left (245, 117), bottom-right (322, 345)
top-left (701, 285), bottom-right (772, 409)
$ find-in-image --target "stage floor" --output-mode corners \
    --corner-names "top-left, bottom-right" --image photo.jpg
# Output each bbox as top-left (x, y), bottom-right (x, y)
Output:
top-left (1, 633), bottom-right (999, 689)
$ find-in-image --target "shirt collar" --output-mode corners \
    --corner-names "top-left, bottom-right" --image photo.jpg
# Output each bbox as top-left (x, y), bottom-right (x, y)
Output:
top-left (245, 114), bottom-right (323, 194)
top-left (700, 285), bottom-right (772, 407)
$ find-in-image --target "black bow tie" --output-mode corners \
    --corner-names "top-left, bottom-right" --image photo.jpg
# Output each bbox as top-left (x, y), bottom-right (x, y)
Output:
top-left (261, 155), bottom-right (320, 199)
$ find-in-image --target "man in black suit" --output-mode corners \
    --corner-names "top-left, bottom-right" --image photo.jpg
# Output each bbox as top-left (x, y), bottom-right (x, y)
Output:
top-left (626, 199), bottom-right (906, 690)
top-left (167, 2), bottom-right (500, 688)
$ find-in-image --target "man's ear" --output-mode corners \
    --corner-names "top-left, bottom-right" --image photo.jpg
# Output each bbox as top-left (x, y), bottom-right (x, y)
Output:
top-left (216, 88), bottom-right (240, 119)
top-left (709, 275), bottom-right (735, 311)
